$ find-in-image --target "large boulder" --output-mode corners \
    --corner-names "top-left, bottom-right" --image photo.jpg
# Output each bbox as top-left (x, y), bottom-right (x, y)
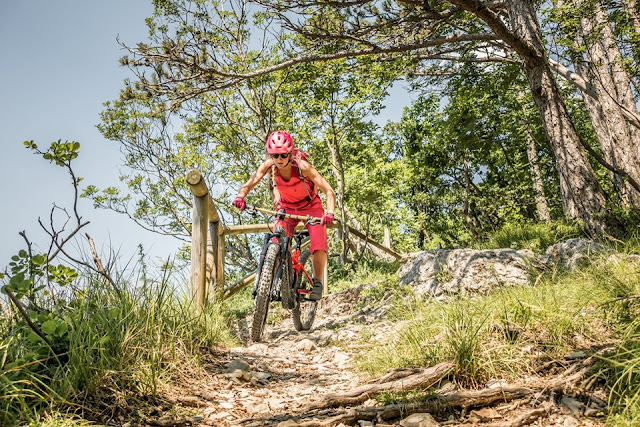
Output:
top-left (398, 239), bottom-right (616, 297)
top-left (398, 248), bottom-right (536, 297)
top-left (540, 238), bottom-right (609, 270)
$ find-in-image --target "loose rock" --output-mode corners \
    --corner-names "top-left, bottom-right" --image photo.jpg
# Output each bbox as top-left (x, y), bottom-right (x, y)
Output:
top-left (399, 412), bottom-right (440, 427)
top-left (226, 358), bottom-right (251, 373)
top-left (296, 338), bottom-right (317, 352)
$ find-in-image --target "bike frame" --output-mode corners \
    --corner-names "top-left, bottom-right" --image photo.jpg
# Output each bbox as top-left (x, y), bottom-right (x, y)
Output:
top-left (250, 207), bottom-right (317, 300)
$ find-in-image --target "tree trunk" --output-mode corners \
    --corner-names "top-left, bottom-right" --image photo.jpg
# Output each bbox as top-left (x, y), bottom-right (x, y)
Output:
top-left (326, 103), bottom-right (349, 264)
top-left (627, 0), bottom-right (640, 34)
top-left (575, 62), bottom-right (626, 202)
top-left (505, 0), bottom-right (607, 233)
top-left (524, 128), bottom-right (552, 223)
top-left (579, 2), bottom-right (640, 205)
top-left (383, 227), bottom-right (391, 248)
top-left (462, 160), bottom-right (480, 237)
top-left (518, 91), bottom-right (552, 222)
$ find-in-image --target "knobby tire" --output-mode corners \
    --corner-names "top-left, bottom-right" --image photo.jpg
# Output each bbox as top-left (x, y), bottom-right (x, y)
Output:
top-left (251, 243), bottom-right (280, 342)
top-left (280, 250), bottom-right (294, 310)
top-left (292, 248), bottom-right (317, 331)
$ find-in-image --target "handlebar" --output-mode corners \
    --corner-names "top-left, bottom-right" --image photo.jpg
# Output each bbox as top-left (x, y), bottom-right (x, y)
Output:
top-left (245, 205), bottom-right (323, 225)
top-left (235, 203), bottom-right (339, 226)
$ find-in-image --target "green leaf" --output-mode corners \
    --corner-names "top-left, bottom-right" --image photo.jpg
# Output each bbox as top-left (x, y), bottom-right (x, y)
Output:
top-left (9, 273), bottom-right (25, 287)
top-left (17, 279), bottom-right (31, 292)
top-left (18, 250), bottom-right (27, 258)
top-left (107, 308), bottom-right (120, 320)
top-left (55, 322), bottom-right (69, 337)
top-left (41, 320), bottom-right (57, 335)
top-left (27, 331), bottom-right (43, 343)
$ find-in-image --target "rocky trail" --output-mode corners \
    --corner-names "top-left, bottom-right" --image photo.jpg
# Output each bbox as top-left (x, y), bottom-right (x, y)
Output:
top-left (152, 277), bottom-right (609, 427)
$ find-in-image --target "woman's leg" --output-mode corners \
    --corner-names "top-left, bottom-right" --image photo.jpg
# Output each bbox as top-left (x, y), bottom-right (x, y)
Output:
top-left (312, 249), bottom-right (327, 281)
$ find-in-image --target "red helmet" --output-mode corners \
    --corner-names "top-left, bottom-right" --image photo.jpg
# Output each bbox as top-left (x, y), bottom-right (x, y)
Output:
top-left (266, 130), bottom-right (294, 154)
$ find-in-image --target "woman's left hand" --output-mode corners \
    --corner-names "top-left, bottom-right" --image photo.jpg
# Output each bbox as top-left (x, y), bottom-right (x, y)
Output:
top-left (321, 213), bottom-right (334, 226)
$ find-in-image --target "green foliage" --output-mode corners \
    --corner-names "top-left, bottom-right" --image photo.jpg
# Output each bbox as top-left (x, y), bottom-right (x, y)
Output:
top-left (357, 252), bottom-right (636, 381)
top-left (24, 140), bottom-right (81, 167)
top-left (0, 140), bottom-right (236, 424)
top-left (444, 302), bottom-right (488, 382)
top-left (600, 313), bottom-right (640, 422)
top-left (386, 63), bottom-right (564, 249)
top-left (475, 221), bottom-right (584, 252)
top-left (330, 258), bottom-right (402, 295)
top-left (0, 271), bottom-right (236, 425)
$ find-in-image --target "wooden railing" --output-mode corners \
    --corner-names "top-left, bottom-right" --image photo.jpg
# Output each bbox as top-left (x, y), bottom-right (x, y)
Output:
top-left (185, 169), bottom-right (403, 308)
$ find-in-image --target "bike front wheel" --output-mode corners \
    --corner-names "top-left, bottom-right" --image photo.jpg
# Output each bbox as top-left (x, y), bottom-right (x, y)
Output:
top-left (251, 243), bottom-right (280, 342)
top-left (292, 249), bottom-right (318, 331)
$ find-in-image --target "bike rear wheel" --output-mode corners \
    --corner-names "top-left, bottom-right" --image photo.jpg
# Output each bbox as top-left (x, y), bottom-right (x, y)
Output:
top-left (292, 249), bottom-right (318, 331)
top-left (251, 243), bottom-right (280, 342)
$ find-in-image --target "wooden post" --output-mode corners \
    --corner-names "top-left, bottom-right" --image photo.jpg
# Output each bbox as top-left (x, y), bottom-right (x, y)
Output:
top-left (185, 169), bottom-right (221, 308)
top-left (216, 228), bottom-right (226, 294)
top-left (191, 192), bottom-right (208, 307)
top-left (206, 222), bottom-right (216, 300)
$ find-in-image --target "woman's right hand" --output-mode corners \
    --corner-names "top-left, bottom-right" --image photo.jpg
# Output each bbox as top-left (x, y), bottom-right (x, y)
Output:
top-left (233, 196), bottom-right (246, 211)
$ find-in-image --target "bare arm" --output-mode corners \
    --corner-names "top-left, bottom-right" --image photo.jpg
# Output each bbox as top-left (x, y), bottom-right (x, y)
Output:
top-left (237, 159), bottom-right (273, 199)
top-left (299, 161), bottom-right (336, 214)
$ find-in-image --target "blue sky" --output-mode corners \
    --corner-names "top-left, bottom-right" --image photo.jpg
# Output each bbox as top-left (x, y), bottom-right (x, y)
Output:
top-left (0, 1), bottom-right (411, 270)
top-left (0, 1), bottom-right (179, 267)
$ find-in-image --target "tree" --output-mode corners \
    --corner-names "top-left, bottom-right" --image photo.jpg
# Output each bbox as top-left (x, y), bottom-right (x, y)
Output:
top-left (120, 0), bottom-right (610, 231)
top-left (552, 0), bottom-right (640, 206)
top-left (387, 61), bottom-right (561, 248)
top-left (91, 0), bottom-right (319, 273)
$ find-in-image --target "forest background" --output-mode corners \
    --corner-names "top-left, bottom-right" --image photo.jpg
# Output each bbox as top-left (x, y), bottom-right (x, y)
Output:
top-left (81, 0), bottom-right (640, 276)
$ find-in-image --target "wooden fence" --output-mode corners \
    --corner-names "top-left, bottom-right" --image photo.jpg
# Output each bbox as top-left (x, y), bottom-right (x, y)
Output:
top-left (185, 169), bottom-right (403, 308)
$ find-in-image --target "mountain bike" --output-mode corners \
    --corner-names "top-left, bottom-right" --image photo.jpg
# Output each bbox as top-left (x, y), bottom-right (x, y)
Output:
top-left (244, 206), bottom-right (320, 342)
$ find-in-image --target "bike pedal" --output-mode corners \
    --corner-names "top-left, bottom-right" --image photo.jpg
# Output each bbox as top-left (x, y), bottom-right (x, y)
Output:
top-left (297, 289), bottom-right (312, 295)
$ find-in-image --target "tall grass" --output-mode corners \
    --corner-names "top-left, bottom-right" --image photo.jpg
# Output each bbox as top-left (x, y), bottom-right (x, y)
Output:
top-left (474, 221), bottom-right (584, 253)
top-left (352, 233), bottom-right (640, 425)
top-left (330, 258), bottom-right (401, 294)
top-left (0, 270), bottom-right (236, 425)
top-left (357, 252), bottom-right (639, 383)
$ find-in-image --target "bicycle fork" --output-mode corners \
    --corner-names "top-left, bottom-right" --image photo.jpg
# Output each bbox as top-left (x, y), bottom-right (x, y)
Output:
top-left (252, 233), bottom-right (291, 301)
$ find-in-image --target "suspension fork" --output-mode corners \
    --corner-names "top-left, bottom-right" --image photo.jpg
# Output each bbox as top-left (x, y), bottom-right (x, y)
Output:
top-left (272, 236), bottom-right (291, 297)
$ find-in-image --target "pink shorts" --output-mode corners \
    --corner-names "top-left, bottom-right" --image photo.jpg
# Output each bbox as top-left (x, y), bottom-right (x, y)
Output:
top-left (275, 196), bottom-right (328, 253)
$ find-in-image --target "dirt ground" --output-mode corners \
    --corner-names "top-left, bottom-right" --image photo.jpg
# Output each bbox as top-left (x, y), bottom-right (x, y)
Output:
top-left (149, 285), bottom-right (609, 427)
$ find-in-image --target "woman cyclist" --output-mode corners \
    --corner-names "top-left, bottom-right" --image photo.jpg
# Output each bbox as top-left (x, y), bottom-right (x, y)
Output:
top-left (233, 130), bottom-right (336, 301)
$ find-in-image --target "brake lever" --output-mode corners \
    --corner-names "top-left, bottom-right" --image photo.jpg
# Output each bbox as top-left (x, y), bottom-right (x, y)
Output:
top-left (245, 205), bottom-right (259, 218)
top-left (306, 217), bottom-right (322, 226)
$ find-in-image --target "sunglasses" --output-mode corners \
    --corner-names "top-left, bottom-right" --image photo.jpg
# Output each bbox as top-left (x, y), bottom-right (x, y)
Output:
top-left (270, 153), bottom-right (290, 159)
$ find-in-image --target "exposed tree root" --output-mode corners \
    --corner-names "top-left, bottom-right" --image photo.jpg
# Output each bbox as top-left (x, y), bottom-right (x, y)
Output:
top-left (486, 402), bottom-right (554, 427)
top-left (302, 362), bottom-right (454, 412)
top-left (239, 385), bottom-right (533, 426)
top-left (371, 368), bottom-right (424, 384)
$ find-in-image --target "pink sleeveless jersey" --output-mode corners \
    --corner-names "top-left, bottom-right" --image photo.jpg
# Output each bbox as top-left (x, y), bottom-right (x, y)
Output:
top-left (274, 161), bottom-right (317, 208)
